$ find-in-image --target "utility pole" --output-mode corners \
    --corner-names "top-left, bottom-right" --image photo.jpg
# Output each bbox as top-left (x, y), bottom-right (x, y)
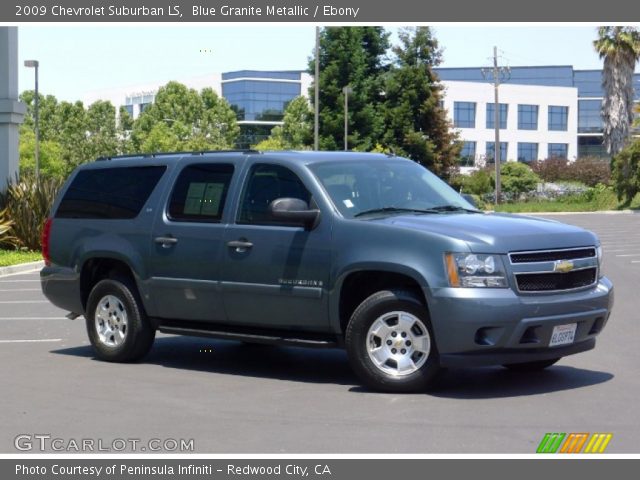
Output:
top-left (482, 47), bottom-right (510, 205)
top-left (314, 26), bottom-right (320, 151)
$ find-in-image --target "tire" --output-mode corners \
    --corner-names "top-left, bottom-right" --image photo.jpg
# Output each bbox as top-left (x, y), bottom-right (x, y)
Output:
top-left (85, 277), bottom-right (155, 362)
top-left (345, 289), bottom-right (442, 393)
top-left (502, 358), bottom-right (560, 371)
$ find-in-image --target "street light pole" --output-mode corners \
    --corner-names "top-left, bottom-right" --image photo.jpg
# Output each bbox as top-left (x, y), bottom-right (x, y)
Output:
top-left (24, 60), bottom-right (39, 182)
top-left (343, 85), bottom-right (352, 151)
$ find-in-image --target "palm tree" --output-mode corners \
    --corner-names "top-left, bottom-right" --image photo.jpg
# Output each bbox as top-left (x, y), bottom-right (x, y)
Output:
top-left (594, 27), bottom-right (640, 155)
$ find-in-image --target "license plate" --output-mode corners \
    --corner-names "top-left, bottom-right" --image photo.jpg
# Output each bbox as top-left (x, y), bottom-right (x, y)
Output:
top-left (549, 323), bottom-right (577, 347)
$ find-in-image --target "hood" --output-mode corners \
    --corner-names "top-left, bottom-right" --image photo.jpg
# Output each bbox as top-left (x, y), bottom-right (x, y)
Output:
top-left (370, 212), bottom-right (598, 253)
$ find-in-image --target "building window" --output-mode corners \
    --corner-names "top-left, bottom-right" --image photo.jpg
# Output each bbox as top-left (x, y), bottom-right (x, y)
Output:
top-left (486, 142), bottom-right (508, 163)
top-left (459, 141), bottom-right (476, 166)
top-left (548, 143), bottom-right (569, 159)
top-left (123, 105), bottom-right (134, 117)
top-left (578, 100), bottom-right (603, 134)
top-left (518, 104), bottom-right (539, 130)
top-left (548, 106), bottom-right (568, 131)
top-left (517, 143), bottom-right (538, 163)
top-left (139, 103), bottom-right (151, 114)
top-left (486, 103), bottom-right (508, 129)
top-left (454, 102), bottom-right (476, 128)
top-left (577, 137), bottom-right (606, 158)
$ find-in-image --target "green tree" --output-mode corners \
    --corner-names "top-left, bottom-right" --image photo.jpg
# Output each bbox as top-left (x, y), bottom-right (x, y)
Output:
top-left (594, 27), bottom-right (640, 156)
top-left (310, 27), bottom-right (390, 151)
top-left (131, 81), bottom-right (239, 152)
top-left (498, 162), bottom-right (540, 197)
top-left (117, 106), bottom-right (134, 154)
top-left (611, 138), bottom-right (640, 205)
top-left (18, 129), bottom-right (65, 178)
top-left (252, 96), bottom-right (313, 150)
top-left (382, 27), bottom-right (460, 178)
top-left (85, 100), bottom-right (119, 159)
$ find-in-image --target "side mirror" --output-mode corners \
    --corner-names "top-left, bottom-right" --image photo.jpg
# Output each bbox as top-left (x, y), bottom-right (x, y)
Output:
top-left (461, 193), bottom-right (477, 208)
top-left (268, 198), bottom-right (321, 230)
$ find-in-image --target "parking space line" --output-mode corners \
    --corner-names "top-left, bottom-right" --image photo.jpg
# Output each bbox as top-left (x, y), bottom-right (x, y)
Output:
top-left (0, 300), bottom-right (49, 304)
top-left (615, 254), bottom-right (640, 257)
top-left (0, 289), bottom-right (42, 292)
top-left (0, 280), bottom-right (40, 283)
top-left (0, 317), bottom-right (69, 321)
top-left (0, 339), bottom-right (62, 343)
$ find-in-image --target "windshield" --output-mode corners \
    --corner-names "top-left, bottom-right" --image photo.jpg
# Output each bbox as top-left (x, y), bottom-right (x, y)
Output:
top-left (309, 159), bottom-right (474, 218)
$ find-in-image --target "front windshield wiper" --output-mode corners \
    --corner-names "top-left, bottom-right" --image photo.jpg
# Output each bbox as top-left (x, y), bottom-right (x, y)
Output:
top-left (354, 207), bottom-right (439, 218)
top-left (430, 205), bottom-right (482, 213)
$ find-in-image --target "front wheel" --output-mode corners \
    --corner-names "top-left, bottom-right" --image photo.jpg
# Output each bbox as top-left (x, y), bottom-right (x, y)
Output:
top-left (345, 290), bottom-right (442, 393)
top-left (85, 277), bottom-right (155, 362)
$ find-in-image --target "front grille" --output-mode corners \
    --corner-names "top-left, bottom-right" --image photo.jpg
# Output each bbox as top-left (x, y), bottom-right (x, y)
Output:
top-left (510, 248), bottom-right (596, 264)
top-left (516, 268), bottom-right (597, 292)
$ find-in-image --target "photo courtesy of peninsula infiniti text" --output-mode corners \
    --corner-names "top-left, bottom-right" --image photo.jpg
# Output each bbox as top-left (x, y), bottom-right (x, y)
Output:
top-left (40, 151), bottom-right (614, 392)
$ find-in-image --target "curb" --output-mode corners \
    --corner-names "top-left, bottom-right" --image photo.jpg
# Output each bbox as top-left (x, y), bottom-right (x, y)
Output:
top-left (488, 210), bottom-right (639, 216)
top-left (0, 260), bottom-right (44, 277)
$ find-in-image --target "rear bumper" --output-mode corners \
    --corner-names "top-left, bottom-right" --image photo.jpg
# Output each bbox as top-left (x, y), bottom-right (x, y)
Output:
top-left (427, 277), bottom-right (613, 368)
top-left (40, 265), bottom-right (84, 315)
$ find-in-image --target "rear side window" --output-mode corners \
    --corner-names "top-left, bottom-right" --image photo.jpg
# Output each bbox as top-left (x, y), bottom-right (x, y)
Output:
top-left (56, 166), bottom-right (167, 219)
top-left (168, 163), bottom-right (234, 223)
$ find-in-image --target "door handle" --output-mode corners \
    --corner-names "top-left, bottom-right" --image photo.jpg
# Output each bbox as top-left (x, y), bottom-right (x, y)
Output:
top-left (227, 240), bottom-right (253, 253)
top-left (154, 236), bottom-right (178, 248)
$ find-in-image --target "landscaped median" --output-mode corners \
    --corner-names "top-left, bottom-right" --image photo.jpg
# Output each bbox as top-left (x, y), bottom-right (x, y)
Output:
top-left (0, 249), bottom-right (42, 268)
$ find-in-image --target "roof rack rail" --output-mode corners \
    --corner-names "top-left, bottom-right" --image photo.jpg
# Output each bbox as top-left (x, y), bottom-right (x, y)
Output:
top-left (95, 149), bottom-right (261, 161)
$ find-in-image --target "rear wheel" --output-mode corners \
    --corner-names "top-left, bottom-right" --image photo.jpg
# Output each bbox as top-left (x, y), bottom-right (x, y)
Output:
top-left (345, 290), bottom-right (442, 393)
top-left (86, 277), bottom-right (155, 362)
top-left (502, 358), bottom-right (560, 371)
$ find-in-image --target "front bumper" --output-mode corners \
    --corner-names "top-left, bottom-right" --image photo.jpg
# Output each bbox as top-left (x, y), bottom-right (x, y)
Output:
top-left (427, 277), bottom-right (614, 368)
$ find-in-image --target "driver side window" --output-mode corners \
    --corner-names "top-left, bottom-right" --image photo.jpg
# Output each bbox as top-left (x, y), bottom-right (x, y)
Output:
top-left (238, 164), bottom-right (311, 226)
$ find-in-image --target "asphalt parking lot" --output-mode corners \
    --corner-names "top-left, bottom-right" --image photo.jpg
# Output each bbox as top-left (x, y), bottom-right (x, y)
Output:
top-left (1, 212), bottom-right (638, 453)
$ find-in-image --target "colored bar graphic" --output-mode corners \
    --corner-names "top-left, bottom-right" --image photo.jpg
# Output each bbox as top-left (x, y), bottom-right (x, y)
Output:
top-left (584, 433), bottom-right (613, 453)
top-left (560, 433), bottom-right (589, 453)
top-left (537, 433), bottom-right (566, 453)
top-left (537, 433), bottom-right (613, 453)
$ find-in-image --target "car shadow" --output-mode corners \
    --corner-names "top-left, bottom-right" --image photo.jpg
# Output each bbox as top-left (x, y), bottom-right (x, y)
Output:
top-left (52, 335), bottom-right (359, 387)
top-left (52, 336), bottom-right (614, 397)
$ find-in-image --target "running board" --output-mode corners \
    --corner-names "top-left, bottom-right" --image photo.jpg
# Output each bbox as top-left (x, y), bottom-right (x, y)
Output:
top-left (158, 325), bottom-right (340, 349)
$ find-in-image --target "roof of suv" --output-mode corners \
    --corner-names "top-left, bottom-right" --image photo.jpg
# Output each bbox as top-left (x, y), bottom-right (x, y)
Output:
top-left (95, 150), bottom-right (398, 166)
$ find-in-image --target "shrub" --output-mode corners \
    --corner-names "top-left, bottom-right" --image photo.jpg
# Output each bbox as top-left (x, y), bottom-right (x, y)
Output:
top-left (0, 176), bottom-right (64, 251)
top-left (567, 157), bottom-right (611, 187)
top-left (611, 139), bottom-right (640, 205)
top-left (461, 169), bottom-right (493, 195)
top-left (530, 157), bottom-right (569, 182)
top-left (0, 208), bottom-right (14, 246)
top-left (499, 162), bottom-right (540, 197)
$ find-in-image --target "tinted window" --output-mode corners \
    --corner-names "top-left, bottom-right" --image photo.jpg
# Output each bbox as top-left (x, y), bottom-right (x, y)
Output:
top-left (168, 164), bottom-right (234, 222)
top-left (238, 164), bottom-right (310, 226)
top-left (56, 166), bottom-right (166, 219)
top-left (454, 102), bottom-right (476, 128)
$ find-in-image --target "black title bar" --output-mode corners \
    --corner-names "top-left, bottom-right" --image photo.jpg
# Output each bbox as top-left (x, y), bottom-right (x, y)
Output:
top-left (4, 0), bottom-right (640, 22)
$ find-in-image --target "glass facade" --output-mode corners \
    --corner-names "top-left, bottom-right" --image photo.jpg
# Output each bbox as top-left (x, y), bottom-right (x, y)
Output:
top-left (454, 101), bottom-right (476, 128)
top-left (517, 142), bottom-right (538, 163)
top-left (486, 103), bottom-right (508, 129)
top-left (223, 80), bottom-right (301, 122)
top-left (578, 100), bottom-right (603, 133)
top-left (486, 142), bottom-right (508, 163)
top-left (459, 141), bottom-right (476, 166)
top-left (548, 105), bottom-right (568, 131)
top-left (578, 137), bottom-right (607, 158)
top-left (222, 70), bottom-right (301, 81)
top-left (518, 104), bottom-right (539, 130)
top-left (548, 143), bottom-right (569, 159)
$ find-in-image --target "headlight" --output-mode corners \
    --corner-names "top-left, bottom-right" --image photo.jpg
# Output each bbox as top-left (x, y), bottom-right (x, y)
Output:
top-left (445, 253), bottom-right (508, 288)
top-left (596, 245), bottom-right (603, 278)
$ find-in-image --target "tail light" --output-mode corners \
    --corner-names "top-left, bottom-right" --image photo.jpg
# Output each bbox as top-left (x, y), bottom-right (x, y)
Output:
top-left (42, 218), bottom-right (53, 266)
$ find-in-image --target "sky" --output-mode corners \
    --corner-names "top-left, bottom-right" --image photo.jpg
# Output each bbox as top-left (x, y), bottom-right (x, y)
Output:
top-left (16, 26), bottom-right (640, 102)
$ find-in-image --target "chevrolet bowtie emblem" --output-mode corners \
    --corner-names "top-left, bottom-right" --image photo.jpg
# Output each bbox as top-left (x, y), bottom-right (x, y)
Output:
top-left (554, 260), bottom-right (575, 273)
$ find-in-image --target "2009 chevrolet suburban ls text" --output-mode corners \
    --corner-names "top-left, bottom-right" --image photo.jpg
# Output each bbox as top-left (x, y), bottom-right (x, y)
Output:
top-left (40, 151), bottom-right (614, 392)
